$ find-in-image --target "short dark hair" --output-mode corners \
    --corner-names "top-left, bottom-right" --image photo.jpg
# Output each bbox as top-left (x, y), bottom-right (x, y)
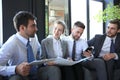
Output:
top-left (73, 21), bottom-right (85, 29)
top-left (13, 11), bottom-right (37, 31)
top-left (109, 19), bottom-right (120, 30)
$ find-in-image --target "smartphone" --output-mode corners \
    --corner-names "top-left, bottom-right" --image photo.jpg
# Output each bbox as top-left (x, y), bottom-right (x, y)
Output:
top-left (85, 47), bottom-right (93, 52)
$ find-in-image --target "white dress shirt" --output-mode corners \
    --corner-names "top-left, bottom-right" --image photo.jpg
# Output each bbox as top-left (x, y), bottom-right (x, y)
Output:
top-left (99, 36), bottom-right (118, 59)
top-left (53, 37), bottom-right (63, 58)
top-left (0, 32), bottom-right (41, 76)
top-left (65, 35), bottom-right (88, 61)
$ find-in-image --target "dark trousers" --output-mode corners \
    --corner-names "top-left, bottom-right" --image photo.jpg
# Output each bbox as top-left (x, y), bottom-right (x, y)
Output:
top-left (8, 74), bottom-right (38, 80)
top-left (60, 64), bottom-right (84, 80)
top-left (72, 63), bottom-right (84, 80)
top-left (104, 59), bottom-right (115, 80)
top-left (0, 75), bottom-right (4, 80)
top-left (60, 66), bottom-right (75, 80)
top-left (81, 58), bottom-right (107, 80)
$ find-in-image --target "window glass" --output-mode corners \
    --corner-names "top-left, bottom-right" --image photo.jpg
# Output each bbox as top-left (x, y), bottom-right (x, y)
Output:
top-left (71, 0), bottom-right (103, 40)
top-left (45, 0), bottom-right (69, 37)
top-left (89, 0), bottom-right (103, 39)
top-left (71, 0), bottom-right (87, 39)
top-left (46, 0), bottom-right (103, 40)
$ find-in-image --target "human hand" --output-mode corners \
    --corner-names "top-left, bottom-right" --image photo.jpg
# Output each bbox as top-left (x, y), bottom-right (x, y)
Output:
top-left (102, 53), bottom-right (115, 61)
top-left (15, 62), bottom-right (31, 76)
top-left (67, 57), bottom-right (73, 61)
top-left (83, 51), bottom-right (92, 57)
top-left (46, 61), bottom-right (55, 66)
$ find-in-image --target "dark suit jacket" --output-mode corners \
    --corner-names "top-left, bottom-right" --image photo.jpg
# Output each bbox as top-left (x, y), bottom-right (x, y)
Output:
top-left (88, 33), bottom-right (120, 68)
top-left (41, 36), bottom-right (68, 59)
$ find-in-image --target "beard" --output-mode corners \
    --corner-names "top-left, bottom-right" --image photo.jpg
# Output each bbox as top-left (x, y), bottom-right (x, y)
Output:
top-left (29, 34), bottom-right (35, 38)
top-left (26, 32), bottom-right (36, 38)
top-left (73, 36), bottom-right (80, 40)
top-left (106, 32), bottom-right (117, 38)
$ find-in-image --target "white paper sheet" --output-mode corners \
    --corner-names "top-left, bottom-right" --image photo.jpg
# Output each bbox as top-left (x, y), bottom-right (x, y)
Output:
top-left (53, 57), bottom-right (91, 66)
top-left (29, 58), bottom-right (55, 65)
top-left (29, 57), bottom-right (92, 66)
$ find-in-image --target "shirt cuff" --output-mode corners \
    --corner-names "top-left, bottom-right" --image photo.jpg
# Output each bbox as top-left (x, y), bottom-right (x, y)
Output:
top-left (114, 53), bottom-right (118, 60)
top-left (7, 65), bottom-right (16, 76)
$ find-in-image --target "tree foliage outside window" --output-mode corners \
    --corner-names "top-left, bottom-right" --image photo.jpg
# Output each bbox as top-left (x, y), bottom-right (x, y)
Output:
top-left (94, 3), bottom-right (120, 22)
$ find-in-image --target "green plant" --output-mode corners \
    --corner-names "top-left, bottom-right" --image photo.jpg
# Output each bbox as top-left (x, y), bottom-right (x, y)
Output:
top-left (94, 3), bottom-right (120, 22)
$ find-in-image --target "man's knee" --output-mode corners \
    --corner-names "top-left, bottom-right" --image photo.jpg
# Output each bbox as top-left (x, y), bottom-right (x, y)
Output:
top-left (93, 58), bottom-right (105, 65)
top-left (9, 75), bottom-right (28, 80)
top-left (38, 66), bottom-right (61, 80)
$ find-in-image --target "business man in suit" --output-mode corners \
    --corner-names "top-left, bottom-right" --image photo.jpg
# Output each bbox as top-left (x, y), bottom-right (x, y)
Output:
top-left (64, 21), bottom-right (107, 80)
top-left (86, 19), bottom-right (120, 80)
top-left (39, 20), bottom-right (69, 80)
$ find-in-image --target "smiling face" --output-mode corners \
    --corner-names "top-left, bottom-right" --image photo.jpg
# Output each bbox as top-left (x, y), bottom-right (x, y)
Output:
top-left (53, 23), bottom-right (64, 39)
top-left (106, 23), bottom-right (119, 38)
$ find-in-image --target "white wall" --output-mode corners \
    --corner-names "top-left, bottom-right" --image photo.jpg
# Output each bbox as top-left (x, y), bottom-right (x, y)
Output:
top-left (71, 0), bottom-right (87, 40)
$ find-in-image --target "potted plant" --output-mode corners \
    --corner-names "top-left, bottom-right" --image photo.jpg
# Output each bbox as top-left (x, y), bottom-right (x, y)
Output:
top-left (94, 3), bottom-right (120, 22)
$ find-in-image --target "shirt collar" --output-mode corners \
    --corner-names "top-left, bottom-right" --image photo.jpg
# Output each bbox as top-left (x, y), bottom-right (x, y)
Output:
top-left (69, 35), bottom-right (73, 41)
top-left (16, 32), bottom-right (28, 46)
top-left (69, 34), bottom-right (80, 41)
top-left (106, 36), bottom-right (116, 43)
top-left (53, 37), bottom-right (61, 43)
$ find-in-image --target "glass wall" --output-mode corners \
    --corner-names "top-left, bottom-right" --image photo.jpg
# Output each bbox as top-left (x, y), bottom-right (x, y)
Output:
top-left (71, 0), bottom-right (103, 40)
top-left (45, 0), bottom-right (69, 37)
top-left (0, 0), bottom-right (2, 46)
top-left (45, 0), bottom-right (104, 40)
top-left (89, 0), bottom-right (103, 39)
top-left (71, 0), bottom-right (87, 39)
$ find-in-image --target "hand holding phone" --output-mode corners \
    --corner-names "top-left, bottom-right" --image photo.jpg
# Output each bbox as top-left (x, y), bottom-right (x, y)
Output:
top-left (85, 47), bottom-right (93, 52)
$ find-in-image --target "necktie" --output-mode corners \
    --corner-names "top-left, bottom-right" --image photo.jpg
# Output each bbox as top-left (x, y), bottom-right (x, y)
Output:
top-left (27, 40), bottom-right (37, 74)
top-left (110, 39), bottom-right (115, 53)
top-left (72, 40), bottom-right (76, 61)
top-left (27, 40), bottom-right (35, 62)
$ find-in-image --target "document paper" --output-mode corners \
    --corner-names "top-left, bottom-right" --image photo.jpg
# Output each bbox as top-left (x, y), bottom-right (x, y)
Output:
top-left (29, 58), bottom-right (55, 65)
top-left (53, 57), bottom-right (90, 66)
top-left (29, 57), bottom-right (91, 66)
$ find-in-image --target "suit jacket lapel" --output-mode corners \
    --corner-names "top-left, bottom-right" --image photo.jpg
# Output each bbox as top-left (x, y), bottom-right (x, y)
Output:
top-left (60, 40), bottom-right (65, 57)
top-left (95, 35), bottom-right (106, 57)
top-left (47, 38), bottom-right (56, 58)
top-left (115, 34), bottom-right (120, 51)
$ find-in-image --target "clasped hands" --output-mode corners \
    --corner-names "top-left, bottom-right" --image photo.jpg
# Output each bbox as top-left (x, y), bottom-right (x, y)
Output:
top-left (102, 53), bottom-right (116, 61)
